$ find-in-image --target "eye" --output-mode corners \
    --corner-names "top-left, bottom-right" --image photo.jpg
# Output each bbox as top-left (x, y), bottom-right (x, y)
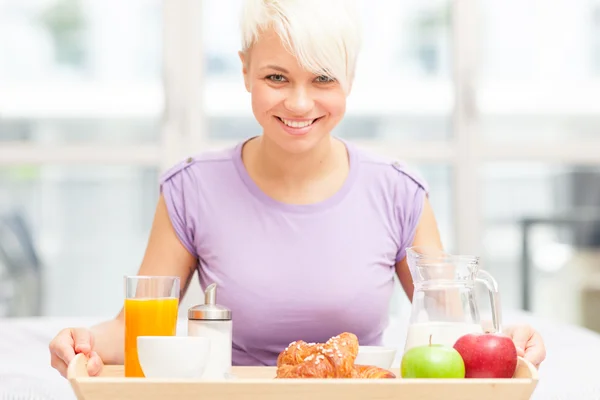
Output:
top-left (266, 74), bottom-right (287, 83)
top-left (315, 75), bottom-right (335, 83)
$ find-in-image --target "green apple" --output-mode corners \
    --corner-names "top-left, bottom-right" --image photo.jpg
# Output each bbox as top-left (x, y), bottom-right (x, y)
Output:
top-left (401, 337), bottom-right (465, 379)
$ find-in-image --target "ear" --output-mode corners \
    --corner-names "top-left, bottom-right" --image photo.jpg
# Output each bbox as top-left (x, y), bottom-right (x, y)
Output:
top-left (238, 51), bottom-right (251, 92)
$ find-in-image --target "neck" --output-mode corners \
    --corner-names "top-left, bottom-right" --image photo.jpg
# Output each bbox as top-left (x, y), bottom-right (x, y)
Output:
top-left (250, 135), bottom-right (340, 184)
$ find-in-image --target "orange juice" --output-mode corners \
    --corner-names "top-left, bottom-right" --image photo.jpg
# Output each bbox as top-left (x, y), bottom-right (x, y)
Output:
top-left (124, 297), bottom-right (179, 377)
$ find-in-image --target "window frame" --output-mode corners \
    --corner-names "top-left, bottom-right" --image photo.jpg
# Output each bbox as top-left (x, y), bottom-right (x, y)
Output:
top-left (2, 0), bottom-right (600, 261)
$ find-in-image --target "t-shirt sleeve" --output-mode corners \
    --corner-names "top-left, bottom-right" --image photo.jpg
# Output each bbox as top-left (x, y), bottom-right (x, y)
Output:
top-left (392, 161), bottom-right (430, 263)
top-left (159, 158), bottom-right (199, 259)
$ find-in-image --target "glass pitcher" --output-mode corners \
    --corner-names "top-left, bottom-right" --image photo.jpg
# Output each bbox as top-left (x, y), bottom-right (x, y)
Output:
top-left (403, 246), bottom-right (502, 352)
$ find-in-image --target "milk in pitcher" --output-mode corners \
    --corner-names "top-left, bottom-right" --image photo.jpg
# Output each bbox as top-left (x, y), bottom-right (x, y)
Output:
top-left (404, 321), bottom-right (484, 351)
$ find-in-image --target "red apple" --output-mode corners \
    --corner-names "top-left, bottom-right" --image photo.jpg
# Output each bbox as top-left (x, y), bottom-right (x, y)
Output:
top-left (453, 332), bottom-right (518, 378)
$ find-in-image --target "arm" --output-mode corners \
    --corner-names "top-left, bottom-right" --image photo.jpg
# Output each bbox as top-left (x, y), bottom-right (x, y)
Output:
top-left (396, 196), bottom-right (478, 321)
top-left (91, 193), bottom-right (197, 365)
top-left (395, 196), bottom-right (444, 302)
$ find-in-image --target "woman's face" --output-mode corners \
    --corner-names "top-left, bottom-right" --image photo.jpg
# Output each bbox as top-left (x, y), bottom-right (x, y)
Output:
top-left (240, 29), bottom-right (348, 155)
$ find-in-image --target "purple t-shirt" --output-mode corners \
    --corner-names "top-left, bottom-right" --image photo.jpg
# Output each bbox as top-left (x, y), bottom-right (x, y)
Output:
top-left (160, 137), bottom-right (428, 366)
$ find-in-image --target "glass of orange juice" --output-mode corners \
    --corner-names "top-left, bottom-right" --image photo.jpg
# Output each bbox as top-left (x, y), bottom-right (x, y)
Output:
top-left (124, 275), bottom-right (180, 377)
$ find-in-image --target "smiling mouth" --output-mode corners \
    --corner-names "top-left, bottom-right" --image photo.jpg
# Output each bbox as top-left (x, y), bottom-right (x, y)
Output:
top-left (276, 116), bottom-right (323, 128)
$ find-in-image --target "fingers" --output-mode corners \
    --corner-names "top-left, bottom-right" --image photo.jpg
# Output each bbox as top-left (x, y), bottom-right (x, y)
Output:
top-left (87, 351), bottom-right (104, 376)
top-left (516, 346), bottom-right (525, 358)
top-left (523, 331), bottom-right (546, 368)
top-left (50, 353), bottom-right (68, 378)
top-left (50, 349), bottom-right (102, 378)
top-left (49, 329), bottom-right (76, 366)
top-left (506, 324), bottom-right (532, 357)
top-left (72, 328), bottom-right (94, 355)
top-left (49, 328), bottom-right (99, 379)
top-left (504, 324), bottom-right (546, 369)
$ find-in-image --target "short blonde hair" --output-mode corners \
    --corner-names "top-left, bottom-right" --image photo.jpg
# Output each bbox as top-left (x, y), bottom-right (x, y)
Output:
top-left (239, 0), bottom-right (362, 93)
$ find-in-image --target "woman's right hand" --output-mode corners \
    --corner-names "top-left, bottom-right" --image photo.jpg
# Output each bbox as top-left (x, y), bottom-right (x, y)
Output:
top-left (49, 327), bottom-right (104, 378)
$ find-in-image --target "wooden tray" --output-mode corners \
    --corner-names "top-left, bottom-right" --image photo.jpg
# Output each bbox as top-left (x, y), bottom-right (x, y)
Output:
top-left (67, 353), bottom-right (539, 400)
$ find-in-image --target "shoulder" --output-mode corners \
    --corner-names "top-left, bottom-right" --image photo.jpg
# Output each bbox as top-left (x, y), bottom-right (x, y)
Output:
top-left (351, 143), bottom-right (429, 193)
top-left (160, 143), bottom-right (239, 185)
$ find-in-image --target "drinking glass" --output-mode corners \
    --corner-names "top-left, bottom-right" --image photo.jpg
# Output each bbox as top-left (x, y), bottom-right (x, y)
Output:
top-left (124, 275), bottom-right (180, 377)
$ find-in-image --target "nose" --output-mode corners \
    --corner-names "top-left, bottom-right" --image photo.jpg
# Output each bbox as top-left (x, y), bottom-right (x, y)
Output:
top-left (283, 85), bottom-right (314, 115)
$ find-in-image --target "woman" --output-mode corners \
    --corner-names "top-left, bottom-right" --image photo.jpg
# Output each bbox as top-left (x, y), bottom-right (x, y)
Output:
top-left (49, 0), bottom-right (546, 377)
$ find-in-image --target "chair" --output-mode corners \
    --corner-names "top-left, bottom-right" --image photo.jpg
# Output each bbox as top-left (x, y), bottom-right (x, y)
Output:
top-left (0, 211), bottom-right (44, 317)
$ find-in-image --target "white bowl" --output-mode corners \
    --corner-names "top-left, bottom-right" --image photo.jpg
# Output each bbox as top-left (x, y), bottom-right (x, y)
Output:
top-left (137, 336), bottom-right (211, 379)
top-left (354, 345), bottom-right (397, 369)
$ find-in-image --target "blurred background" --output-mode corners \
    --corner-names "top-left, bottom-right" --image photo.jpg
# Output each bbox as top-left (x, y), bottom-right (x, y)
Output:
top-left (1, 0), bottom-right (600, 335)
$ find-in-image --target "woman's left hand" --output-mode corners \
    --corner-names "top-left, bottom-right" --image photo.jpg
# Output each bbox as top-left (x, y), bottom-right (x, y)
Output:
top-left (502, 324), bottom-right (546, 368)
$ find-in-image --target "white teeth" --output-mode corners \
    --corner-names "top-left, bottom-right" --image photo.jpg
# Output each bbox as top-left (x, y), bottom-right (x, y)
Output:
top-left (281, 118), bottom-right (315, 128)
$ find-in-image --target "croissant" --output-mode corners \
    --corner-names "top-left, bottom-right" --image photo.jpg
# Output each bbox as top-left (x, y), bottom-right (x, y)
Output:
top-left (276, 340), bottom-right (318, 367)
top-left (353, 364), bottom-right (396, 379)
top-left (276, 332), bottom-right (358, 378)
top-left (276, 332), bottom-right (396, 379)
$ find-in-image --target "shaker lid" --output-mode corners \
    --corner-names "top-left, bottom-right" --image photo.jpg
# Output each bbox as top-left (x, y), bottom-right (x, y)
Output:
top-left (188, 283), bottom-right (232, 321)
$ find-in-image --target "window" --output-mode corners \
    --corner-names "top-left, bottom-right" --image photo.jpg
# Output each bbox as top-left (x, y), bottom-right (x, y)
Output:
top-left (0, 165), bottom-right (158, 315)
top-left (3, 1), bottom-right (600, 330)
top-left (0, 0), bottom-right (163, 145)
top-left (479, 0), bottom-right (600, 143)
top-left (0, 0), bottom-right (165, 316)
top-left (482, 165), bottom-right (600, 318)
top-left (478, 0), bottom-right (600, 330)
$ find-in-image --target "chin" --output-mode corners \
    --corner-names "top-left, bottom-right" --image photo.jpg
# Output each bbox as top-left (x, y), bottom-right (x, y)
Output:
top-left (276, 133), bottom-right (328, 155)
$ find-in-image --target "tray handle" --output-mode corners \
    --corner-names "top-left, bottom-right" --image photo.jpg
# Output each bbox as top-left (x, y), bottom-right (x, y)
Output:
top-left (67, 353), bottom-right (91, 380)
top-left (514, 356), bottom-right (539, 380)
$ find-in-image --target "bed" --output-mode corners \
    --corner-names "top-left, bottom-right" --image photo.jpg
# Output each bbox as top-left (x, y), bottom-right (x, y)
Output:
top-left (1, 310), bottom-right (599, 399)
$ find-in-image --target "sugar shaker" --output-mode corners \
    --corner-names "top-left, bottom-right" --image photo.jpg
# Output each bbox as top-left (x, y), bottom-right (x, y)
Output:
top-left (187, 283), bottom-right (232, 380)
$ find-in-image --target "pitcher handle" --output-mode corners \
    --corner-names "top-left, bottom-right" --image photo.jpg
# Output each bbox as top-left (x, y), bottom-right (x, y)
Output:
top-left (475, 270), bottom-right (502, 333)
